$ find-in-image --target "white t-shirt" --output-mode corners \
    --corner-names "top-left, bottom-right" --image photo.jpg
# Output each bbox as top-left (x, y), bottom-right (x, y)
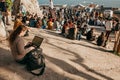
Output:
top-left (49, 0), bottom-right (54, 9)
top-left (105, 21), bottom-right (113, 31)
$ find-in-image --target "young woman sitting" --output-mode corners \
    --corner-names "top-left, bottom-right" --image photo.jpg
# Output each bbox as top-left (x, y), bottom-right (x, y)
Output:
top-left (8, 25), bottom-right (35, 64)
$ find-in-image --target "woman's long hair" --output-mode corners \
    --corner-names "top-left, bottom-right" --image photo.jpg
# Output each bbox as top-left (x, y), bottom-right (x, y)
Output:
top-left (9, 25), bottom-right (26, 45)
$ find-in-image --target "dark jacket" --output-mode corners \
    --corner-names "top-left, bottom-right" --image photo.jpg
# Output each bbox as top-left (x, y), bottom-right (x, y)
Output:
top-left (0, 2), bottom-right (7, 12)
top-left (97, 35), bottom-right (104, 46)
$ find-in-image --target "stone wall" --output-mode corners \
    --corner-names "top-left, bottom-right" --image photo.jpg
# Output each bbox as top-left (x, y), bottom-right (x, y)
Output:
top-left (12, 0), bottom-right (43, 17)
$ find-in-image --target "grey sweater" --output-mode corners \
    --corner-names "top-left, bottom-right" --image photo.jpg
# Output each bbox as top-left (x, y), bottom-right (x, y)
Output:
top-left (10, 36), bottom-right (29, 61)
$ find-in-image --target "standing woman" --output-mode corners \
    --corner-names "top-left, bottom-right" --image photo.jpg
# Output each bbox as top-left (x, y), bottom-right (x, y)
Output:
top-left (8, 25), bottom-right (34, 64)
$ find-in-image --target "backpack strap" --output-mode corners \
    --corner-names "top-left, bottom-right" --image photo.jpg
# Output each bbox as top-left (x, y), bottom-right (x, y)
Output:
top-left (30, 63), bottom-right (45, 76)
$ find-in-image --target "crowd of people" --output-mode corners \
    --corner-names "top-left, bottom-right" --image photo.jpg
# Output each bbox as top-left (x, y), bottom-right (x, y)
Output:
top-left (20, 6), bottom-right (119, 49)
top-left (32, 6), bottom-right (120, 51)
top-left (0, 0), bottom-right (120, 64)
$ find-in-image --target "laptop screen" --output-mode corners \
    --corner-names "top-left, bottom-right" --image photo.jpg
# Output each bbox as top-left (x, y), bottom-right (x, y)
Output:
top-left (32, 36), bottom-right (43, 47)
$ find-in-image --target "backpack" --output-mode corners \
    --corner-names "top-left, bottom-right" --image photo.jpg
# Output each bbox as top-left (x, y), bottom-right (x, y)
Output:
top-left (26, 48), bottom-right (45, 76)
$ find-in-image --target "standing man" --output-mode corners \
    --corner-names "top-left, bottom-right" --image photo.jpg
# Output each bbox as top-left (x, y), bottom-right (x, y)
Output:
top-left (19, 3), bottom-right (26, 16)
top-left (0, 0), bottom-right (12, 25)
top-left (6, 0), bottom-right (13, 25)
top-left (103, 18), bottom-right (113, 47)
top-left (49, 0), bottom-right (54, 9)
top-left (49, 0), bottom-right (56, 20)
top-left (0, 0), bottom-right (9, 25)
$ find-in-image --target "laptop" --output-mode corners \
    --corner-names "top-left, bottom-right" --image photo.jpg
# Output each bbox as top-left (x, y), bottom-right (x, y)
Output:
top-left (32, 36), bottom-right (44, 48)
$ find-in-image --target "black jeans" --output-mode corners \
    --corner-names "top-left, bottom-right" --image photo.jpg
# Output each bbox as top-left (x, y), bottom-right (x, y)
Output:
top-left (16, 52), bottom-right (31, 64)
top-left (105, 31), bottom-right (111, 40)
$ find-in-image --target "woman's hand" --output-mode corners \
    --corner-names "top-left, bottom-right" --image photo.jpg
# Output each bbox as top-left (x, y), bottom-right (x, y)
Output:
top-left (29, 46), bottom-right (35, 50)
top-left (24, 42), bottom-right (33, 49)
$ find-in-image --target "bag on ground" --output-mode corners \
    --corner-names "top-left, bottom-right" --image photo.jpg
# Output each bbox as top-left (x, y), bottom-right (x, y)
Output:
top-left (26, 48), bottom-right (45, 76)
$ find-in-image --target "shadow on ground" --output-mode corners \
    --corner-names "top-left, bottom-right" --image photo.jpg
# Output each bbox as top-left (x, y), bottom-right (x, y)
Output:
top-left (0, 28), bottom-right (114, 80)
top-left (44, 30), bottom-right (114, 54)
top-left (46, 41), bottom-right (113, 80)
top-left (0, 47), bottom-right (72, 80)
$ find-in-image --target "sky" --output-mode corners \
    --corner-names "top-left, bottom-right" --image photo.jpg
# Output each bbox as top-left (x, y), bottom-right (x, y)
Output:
top-left (38, 0), bottom-right (120, 8)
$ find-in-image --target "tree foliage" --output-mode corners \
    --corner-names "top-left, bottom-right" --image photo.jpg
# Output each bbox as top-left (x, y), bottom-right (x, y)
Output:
top-left (6, 0), bottom-right (13, 10)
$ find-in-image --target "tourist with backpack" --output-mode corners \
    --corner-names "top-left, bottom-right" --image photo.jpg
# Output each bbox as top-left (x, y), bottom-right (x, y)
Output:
top-left (8, 25), bottom-right (33, 64)
top-left (8, 25), bottom-right (45, 75)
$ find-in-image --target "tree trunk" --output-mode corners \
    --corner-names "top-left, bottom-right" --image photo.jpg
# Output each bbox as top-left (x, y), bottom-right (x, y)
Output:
top-left (115, 31), bottom-right (120, 55)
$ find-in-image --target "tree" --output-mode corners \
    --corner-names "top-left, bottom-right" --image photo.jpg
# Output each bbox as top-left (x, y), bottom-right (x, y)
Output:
top-left (6, 0), bottom-right (13, 11)
top-left (116, 31), bottom-right (120, 55)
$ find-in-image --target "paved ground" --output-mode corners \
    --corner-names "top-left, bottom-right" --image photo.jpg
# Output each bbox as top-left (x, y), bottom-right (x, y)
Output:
top-left (0, 26), bottom-right (120, 80)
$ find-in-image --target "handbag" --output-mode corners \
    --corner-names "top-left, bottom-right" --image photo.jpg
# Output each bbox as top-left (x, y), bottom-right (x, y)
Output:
top-left (26, 48), bottom-right (45, 76)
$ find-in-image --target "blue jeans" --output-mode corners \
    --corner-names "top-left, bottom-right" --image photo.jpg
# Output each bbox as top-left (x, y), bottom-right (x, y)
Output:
top-left (42, 26), bottom-right (46, 29)
top-left (76, 33), bottom-right (81, 40)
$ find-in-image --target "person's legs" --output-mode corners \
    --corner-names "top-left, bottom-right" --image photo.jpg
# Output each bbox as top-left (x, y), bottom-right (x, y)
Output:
top-left (78, 34), bottom-right (81, 40)
top-left (105, 31), bottom-right (109, 40)
top-left (42, 26), bottom-right (46, 29)
top-left (104, 31), bottom-right (111, 47)
top-left (6, 15), bottom-right (10, 25)
top-left (105, 31), bottom-right (111, 40)
top-left (91, 36), bottom-right (95, 41)
top-left (78, 31), bottom-right (82, 40)
top-left (16, 52), bottom-right (31, 64)
top-left (76, 34), bottom-right (79, 40)
top-left (2, 16), bottom-right (5, 24)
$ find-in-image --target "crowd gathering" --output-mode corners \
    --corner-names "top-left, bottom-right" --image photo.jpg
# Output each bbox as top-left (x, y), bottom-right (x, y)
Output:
top-left (0, 0), bottom-right (120, 65)
top-left (15, 5), bottom-right (120, 49)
